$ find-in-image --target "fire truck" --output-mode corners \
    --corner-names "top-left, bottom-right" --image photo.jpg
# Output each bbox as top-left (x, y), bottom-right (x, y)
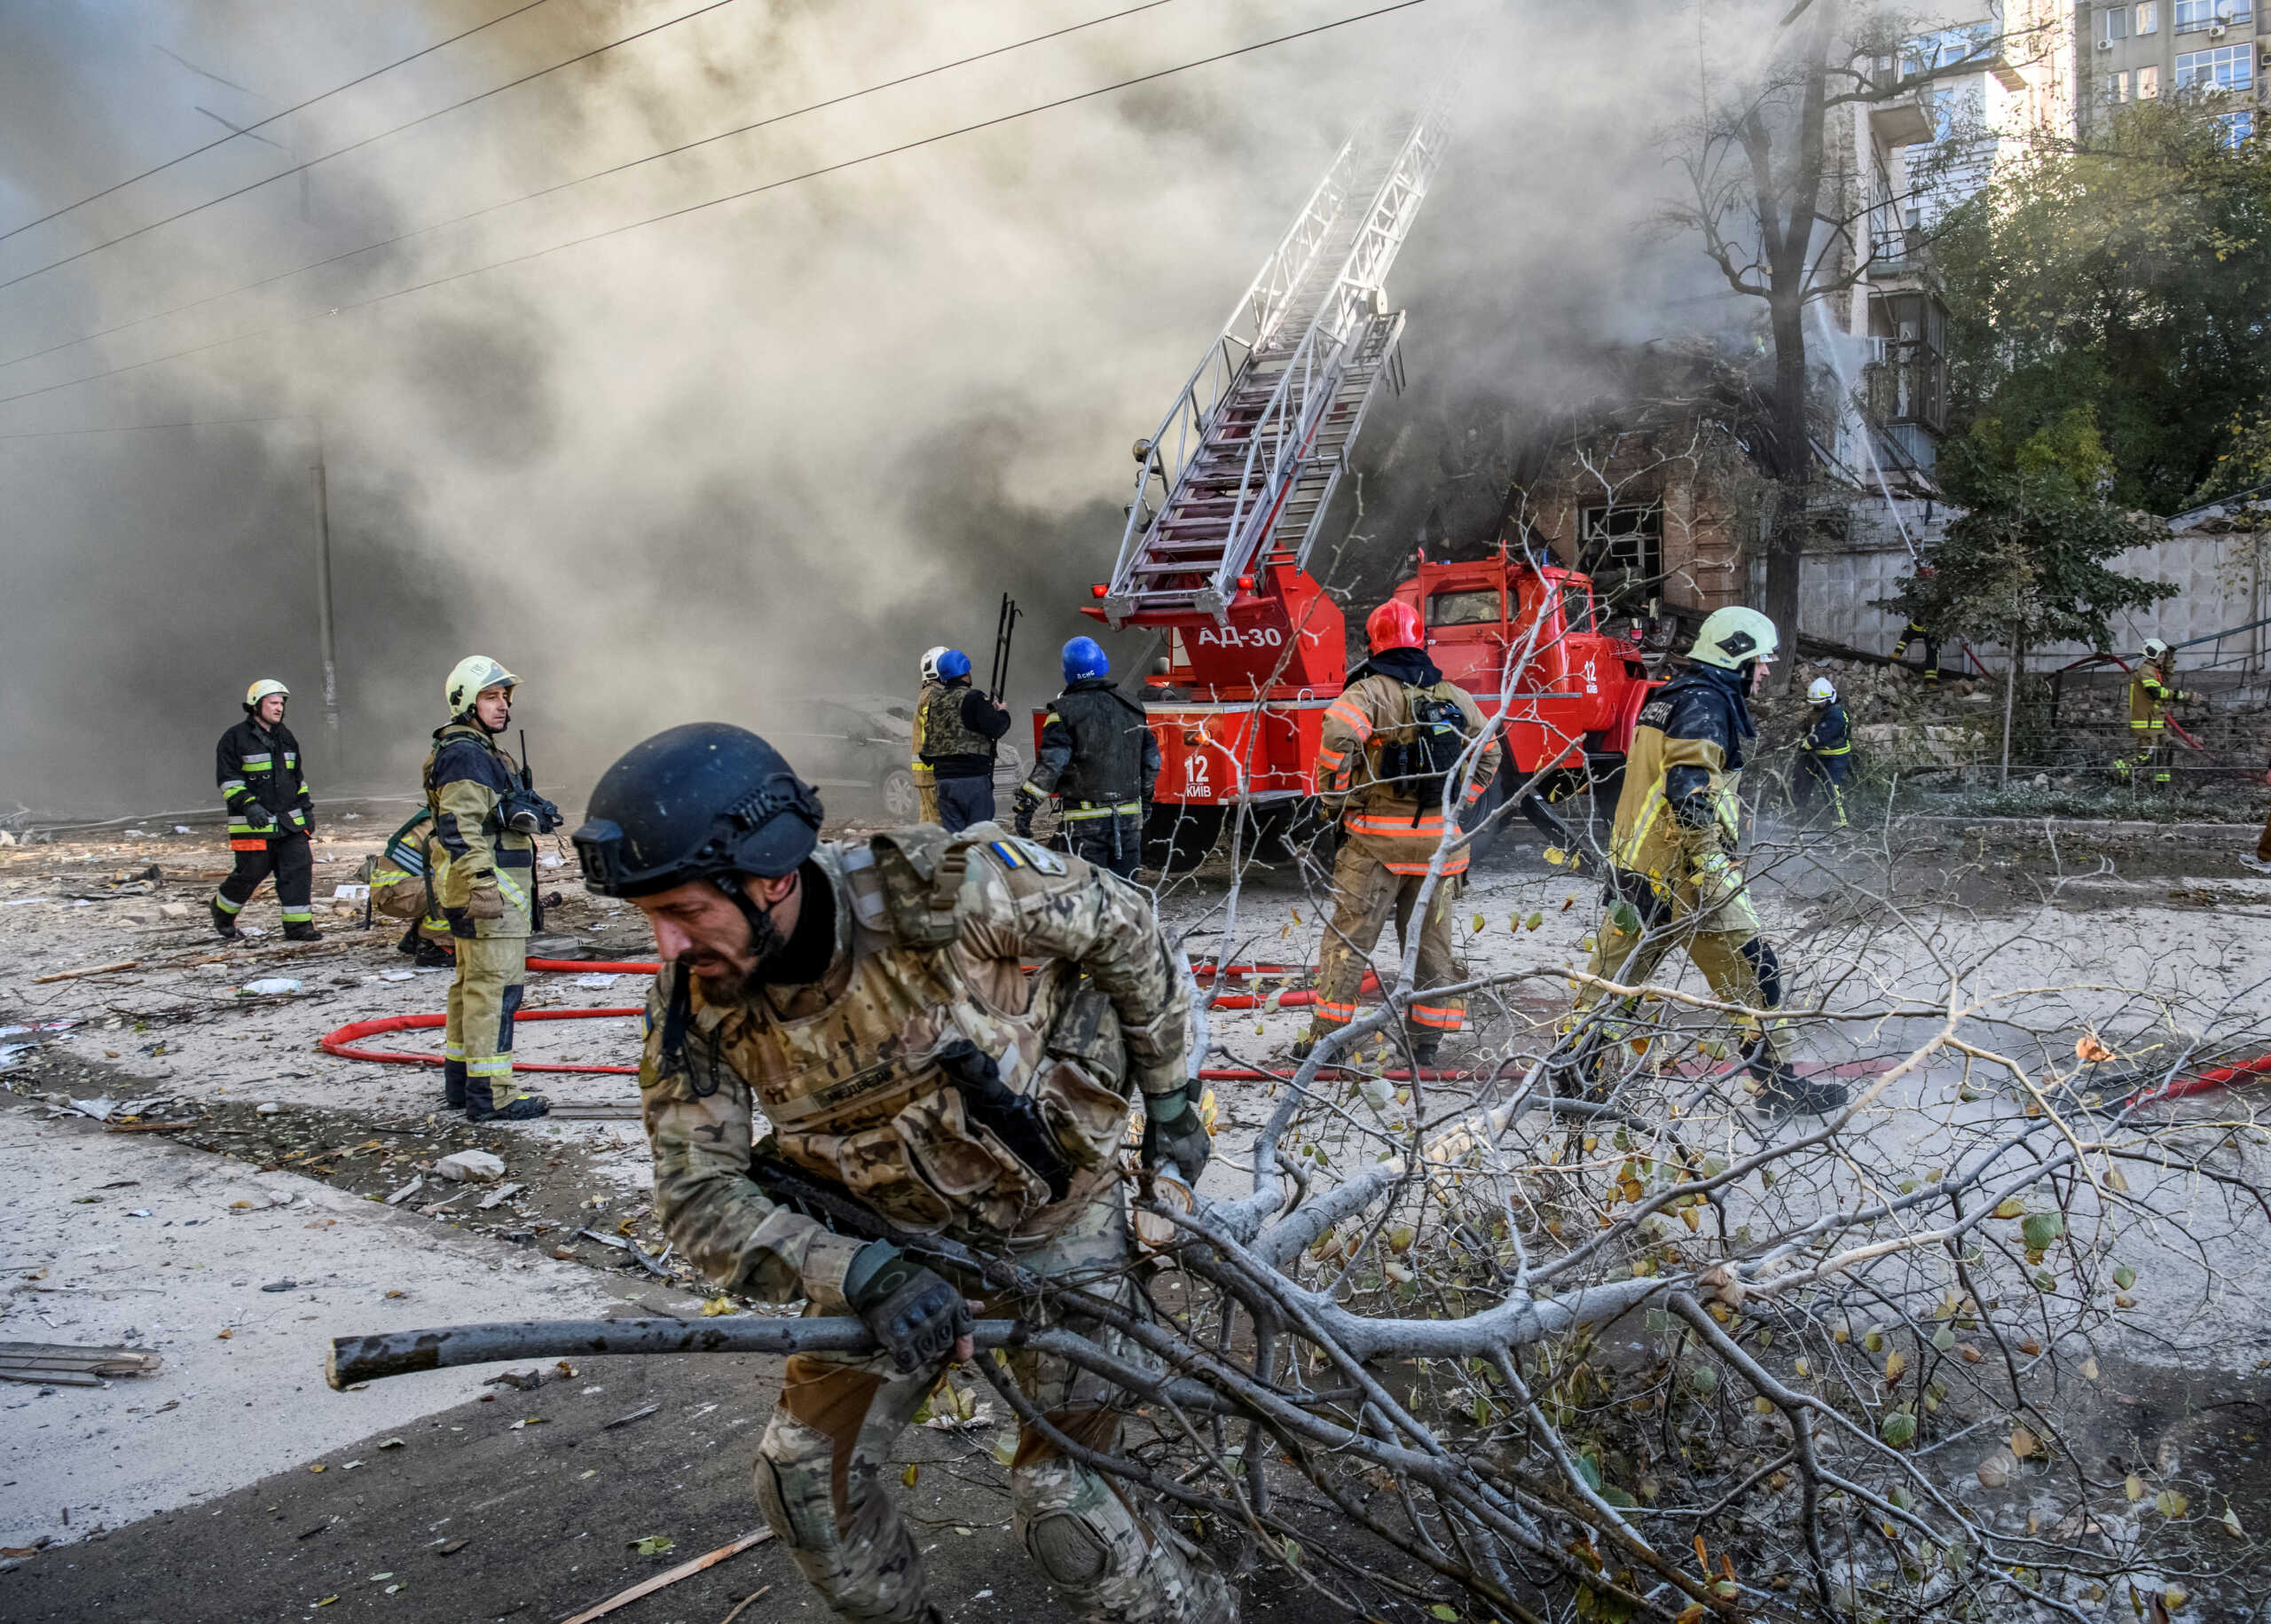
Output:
top-left (1056, 109), bottom-right (1654, 871)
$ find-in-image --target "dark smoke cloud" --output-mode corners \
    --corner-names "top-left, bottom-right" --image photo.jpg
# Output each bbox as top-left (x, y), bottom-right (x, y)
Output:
top-left (0, 0), bottom-right (1764, 818)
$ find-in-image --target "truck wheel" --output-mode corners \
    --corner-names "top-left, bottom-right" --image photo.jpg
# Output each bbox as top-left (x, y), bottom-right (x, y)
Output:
top-left (1143, 804), bottom-right (1224, 875)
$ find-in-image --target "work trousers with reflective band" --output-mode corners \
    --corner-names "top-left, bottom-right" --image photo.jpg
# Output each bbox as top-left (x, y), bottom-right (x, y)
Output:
top-left (2118, 722), bottom-right (2171, 786)
top-left (1577, 869), bottom-right (1785, 1072)
top-left (1306, 837), bottom-right (1466, 1044)
top-left (214, 831), bottom-right (313, 926)
top-left (444, 936), bottom-right (526, 1111)
top-left (1794, 752), bottom-right (1850, 827)
top-left (1062, 805), bottom-right (1143, 880)
top-left (1892, 622), bottom-right (1940, 680)
top-left (913, 760), bottom-right (939, 825)
top-left (752, 1196), bottom-right (1233, 1624)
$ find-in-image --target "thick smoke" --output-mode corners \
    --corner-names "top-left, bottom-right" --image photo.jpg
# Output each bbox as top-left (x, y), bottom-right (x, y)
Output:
top-left (0, 0), bottom-right (1763, 817)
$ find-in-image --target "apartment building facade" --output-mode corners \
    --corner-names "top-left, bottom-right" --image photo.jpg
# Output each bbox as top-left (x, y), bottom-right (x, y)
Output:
top-left (2084, 0), bottom-right (2263, 137)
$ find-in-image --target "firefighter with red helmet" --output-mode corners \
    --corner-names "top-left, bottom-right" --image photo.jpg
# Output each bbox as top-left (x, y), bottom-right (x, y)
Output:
top-left (1294, 599), bottom-right (1499, 1067)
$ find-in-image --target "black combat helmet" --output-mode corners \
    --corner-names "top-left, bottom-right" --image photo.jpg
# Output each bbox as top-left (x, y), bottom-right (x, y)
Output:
top-left (572, 723), bottom-right (823, 897)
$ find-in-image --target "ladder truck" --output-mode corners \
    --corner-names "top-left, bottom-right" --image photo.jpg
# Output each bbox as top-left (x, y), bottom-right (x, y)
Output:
top-left (1066, 111), bottom-right (1654, 872)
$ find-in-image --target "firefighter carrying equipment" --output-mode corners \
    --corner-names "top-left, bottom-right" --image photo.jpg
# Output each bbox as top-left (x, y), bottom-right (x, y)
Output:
top-left (1686, 606), bottom-right (1780, 671)
top-left (1364, 598), bottom-right (1425, 654)
top-left (1018, 676), bottom-right (1159, 877)
top-left (214, 708), bottom-right (318, 938)
top-left (1796, 690), bottom-right (1852, 828)
top-left (444, 655), bottom-right (517, 719)
top-left (243, 677), bottom-right (290, 711)
top-left (2123, 655), bottom-right (2197, 787)
top-left (427, 717), bottom-right (545, 1119)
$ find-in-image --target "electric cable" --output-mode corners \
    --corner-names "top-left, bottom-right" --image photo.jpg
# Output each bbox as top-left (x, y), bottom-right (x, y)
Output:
top-left (0, 0), bottom-right (555, 246)
top-left (0, 0), bottom-right (1181, 373)
top-left (0, 0), bottom-right (1435, 412)
top-left (0, 0), bottom-right (755, 295)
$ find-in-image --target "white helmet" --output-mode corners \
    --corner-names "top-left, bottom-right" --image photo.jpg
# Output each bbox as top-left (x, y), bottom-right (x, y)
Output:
top-left (920, 645), bottom-right (949, 683)
top-left (2141, 638), bottom-right (2171, 663)
top-left (445, 655), bottom-right (518, 715)
top-left (244, 678), bottom-right (289, 712)
top-left (1689, 607), bottom-right (1780, 671)
top-left (1806, 676), bottom-right (1836, 705)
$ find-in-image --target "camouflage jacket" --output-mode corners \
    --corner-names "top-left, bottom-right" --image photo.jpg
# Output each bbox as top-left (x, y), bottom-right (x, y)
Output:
top-left (638, 822), bottom-right (1189, 1308)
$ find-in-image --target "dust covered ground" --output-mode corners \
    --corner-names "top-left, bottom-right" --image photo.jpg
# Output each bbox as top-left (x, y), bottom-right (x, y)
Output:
top-left (5, 806), bottom-right (2271, 1620)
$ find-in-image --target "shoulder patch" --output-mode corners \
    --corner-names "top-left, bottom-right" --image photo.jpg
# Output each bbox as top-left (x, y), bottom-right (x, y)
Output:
top-left (1637, 697), bottom-right (1674, 730)
top-left (989, 837), bottom-right (1065, 875)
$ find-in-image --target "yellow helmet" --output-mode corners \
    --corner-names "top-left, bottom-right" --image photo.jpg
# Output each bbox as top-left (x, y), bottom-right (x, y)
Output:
top-left (445, 655), bottom-right (518, 715)
top-left (1689, 607), bottom-right (1780, 671)
top-left (243, 678), bottom-right (289, 711)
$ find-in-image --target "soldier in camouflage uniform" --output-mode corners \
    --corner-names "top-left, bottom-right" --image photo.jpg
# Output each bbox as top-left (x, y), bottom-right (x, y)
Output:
top-left (572, 723), bottom-right (1233, 1624)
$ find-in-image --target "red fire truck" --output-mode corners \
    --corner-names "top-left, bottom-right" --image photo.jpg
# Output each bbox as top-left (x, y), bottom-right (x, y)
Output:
top-left (1046, 109), bottom-right (1655, 870)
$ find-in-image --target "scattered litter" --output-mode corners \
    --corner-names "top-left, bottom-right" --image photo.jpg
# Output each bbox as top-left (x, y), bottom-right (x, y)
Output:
top-left (256, 1102), bottom-right (282, 1117)
top-left (33, 960), bottom-right (141, 985)
top-left (378, 969), bottom-right (415, 982)
top-left (377, 1437), bottom-right (405, 1450)
top-left (173, 826), bottom-right (192, 835)
top-left (332, 883), bottom-right (370, 902)
top-left (65, 1098), bottom-right (163, 1123)
top-left (602, 1402), bottom-right (660, 1431)
top-left (259, 1279), bottom-right (298, 1293)
top-left (125, 1209), bottom-right (152, 1218)
top-left (0, 1342), bottom-right (164, 1387)
top-left (383, 1176), bottom-right (425, 1207)
top-left (507, 1416), bottom-right (550, 1430)
top-left (0, 1044), bottom-right (36, 1068)
top-left (560, 1530), bottom-right (774, 1624)
top-left (476, 1181), bottom-right (525, 1211)
top-left (573, 974), bottom-right (621, 990)
top-left (237, 977), bottom-right (303, 997)
top-left (435, 1149), bottom-right (506, 1183)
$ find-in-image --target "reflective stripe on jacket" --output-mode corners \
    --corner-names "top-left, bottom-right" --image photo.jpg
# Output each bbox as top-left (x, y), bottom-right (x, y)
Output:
top-left (216, 718), bottom-right (312, 839)
top-left (1317, 671), bottom-right (1498, 876)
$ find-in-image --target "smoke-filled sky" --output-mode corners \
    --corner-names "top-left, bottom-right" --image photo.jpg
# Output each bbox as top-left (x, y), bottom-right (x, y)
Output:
top-left (0, 0), bottom-right (1777, 816)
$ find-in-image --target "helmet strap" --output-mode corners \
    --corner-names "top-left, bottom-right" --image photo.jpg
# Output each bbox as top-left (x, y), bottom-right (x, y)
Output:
top-left (711, 873), bottom-right (790, 973)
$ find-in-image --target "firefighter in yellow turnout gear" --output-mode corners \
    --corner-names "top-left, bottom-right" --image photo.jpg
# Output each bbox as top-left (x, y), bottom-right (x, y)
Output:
top-left (911, 646), bottom-right (947, 823)
top-left (425, 656), bottom-right (553, 1122)
top-left (2116, 639), bottom-right (2196, 788)
top-left (1572, 608), bottom-right (1848, 1118)
top-left (1296, 599), bottom-right (1498, 1068)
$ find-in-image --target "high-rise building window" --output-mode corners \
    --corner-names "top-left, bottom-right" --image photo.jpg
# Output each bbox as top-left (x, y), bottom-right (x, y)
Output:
top-left (2139, 63), bottom-right (2161, 97)
top-left (2176, 43), bottom-right (2254, 92)
top-left (2104, 4), bottom-right (2131, 39)
top-left (2175, 0), bottom-right (2253, 32)
top-left (2136, 2), bottom-right (2160, 32)
top-left (2218, 108), bottom-right (2257, 144)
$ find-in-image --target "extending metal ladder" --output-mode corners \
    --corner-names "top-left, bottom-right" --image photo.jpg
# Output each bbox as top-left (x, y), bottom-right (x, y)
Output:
top-left (1101, 106), bottom-right (1450, 626)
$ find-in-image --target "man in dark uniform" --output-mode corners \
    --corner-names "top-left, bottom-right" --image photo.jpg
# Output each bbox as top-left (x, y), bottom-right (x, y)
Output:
top-left (1793, 675), bottom-right (1852, 828)
top-left (917, 647), bottom-right (1011, 833)
top-left (1014, 636), bottom-right (1159, 880)
top-left (212, 678), bottom-right (319, 941)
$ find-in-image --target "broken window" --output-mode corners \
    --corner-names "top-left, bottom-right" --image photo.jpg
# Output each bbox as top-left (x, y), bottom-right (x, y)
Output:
top-left (1426, 589), bottom-right (1504, 628)
top-left (1576, 504), bottom-right (1663, 613)
top-left (1865, 291), bottom-right (1949, 434)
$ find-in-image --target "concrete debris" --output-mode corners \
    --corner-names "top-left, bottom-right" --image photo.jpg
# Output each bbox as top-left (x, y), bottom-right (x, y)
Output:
top-left (435, 1149), bottom-right (506, 1184)
top-left (236, 977), bottom-right (303, 997)
top-left (382, 1176), bottom-right (425, 1207)
top-left (0, 1342), bottom-right (164, 1388)
top-left (476, 1181), bottom-right (526, 1211)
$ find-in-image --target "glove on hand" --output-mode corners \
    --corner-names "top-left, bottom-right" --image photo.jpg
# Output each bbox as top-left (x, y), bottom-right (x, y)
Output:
top-left (1012, 784), bottom-right (1044, 839)
top-left (1140, 1079), bottom-right (1211, 1181)
top-left (845, 1243), bottom-right (971, 1374)
top-left (242, 804), bottom-right (273, 832)
top-left (466, 885), bottom-right (505, 922)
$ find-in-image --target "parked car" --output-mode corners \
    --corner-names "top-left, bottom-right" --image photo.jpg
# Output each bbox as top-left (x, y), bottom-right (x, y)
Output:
top-left (756, 694), bottom-right (1022, 824)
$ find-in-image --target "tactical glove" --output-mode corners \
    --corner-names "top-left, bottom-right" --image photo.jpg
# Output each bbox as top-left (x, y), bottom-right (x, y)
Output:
top-left (1140, 1079), bottom-right (1211, 1181)
top-left (242, 804), bottom-right (273, 832)
top-left (844, 1242), bottom-right (971, 1373)
top-left (1013, 783), bottom-right (1045, 839)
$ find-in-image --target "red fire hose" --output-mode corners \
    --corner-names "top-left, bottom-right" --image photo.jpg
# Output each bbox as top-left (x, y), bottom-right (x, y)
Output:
top-left (320, 1008), bottom-right (645, 1074)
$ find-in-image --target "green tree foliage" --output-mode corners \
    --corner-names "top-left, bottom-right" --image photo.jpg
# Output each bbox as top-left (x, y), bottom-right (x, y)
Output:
top-left (1935, 99), bottom-right (2271, 513)
top-left (1881, 408), bottom-right (2175, 655)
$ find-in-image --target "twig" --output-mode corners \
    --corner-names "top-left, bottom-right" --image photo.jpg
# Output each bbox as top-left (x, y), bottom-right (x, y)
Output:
top-left (554, 1528), bottom-right (773, 1624)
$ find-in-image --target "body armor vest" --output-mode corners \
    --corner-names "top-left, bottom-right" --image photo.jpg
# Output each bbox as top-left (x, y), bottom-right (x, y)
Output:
top-left (1049, 682), bottom-right (1150, 806)
top-left (671, 831), bottom-right (1132, 1240)
top-left (917, 685), bottom-right (994, 765)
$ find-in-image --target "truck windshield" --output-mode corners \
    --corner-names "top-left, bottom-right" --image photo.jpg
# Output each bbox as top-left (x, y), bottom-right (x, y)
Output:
top-left (1561, 584), bottom-right (1595, 634)
top-left (1426, 589), bottom-right (1502, 627)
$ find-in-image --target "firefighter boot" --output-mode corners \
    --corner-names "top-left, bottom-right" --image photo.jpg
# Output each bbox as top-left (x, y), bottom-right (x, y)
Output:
top-left (467, 1079), bottom-right (550, 1123)
top-left (442, 1060), bottom-right (468, 1112)
top-left (210, 900), bottom-right (240, 940)
top-left (1409, 1035), bottom-right (1442, 1071)
top-left (1747, 1040), bottom-right (1849, 1118)
top-left (283, 921), bottom-right (323, 943)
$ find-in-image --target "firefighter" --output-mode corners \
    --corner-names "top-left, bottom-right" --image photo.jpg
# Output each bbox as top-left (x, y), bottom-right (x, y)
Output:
top-left (2115, 638), bottom-right (2196, 789)
top-left (1567, 608), bottom-right (1845, 1117)
top-left (212, 679), bottom-right (320, 940)
top-left (426, 656), bottom-right (550, 1122)
top-left (917, 647), bottom-right (1011, 834)
top-left (571, 723), bottom-right (1233, 1624)
top-left (1793, 675), bottom-right (1852, 828)
top-left (1293, 600), bottom-right (1499, 1068)
top-left (1014, 636), bottom-right (1159, 880)
top-left (1891, 618), bottom-right (1941, 684)
top-left (911, 645), bottom-right (947, 824)
top-left (362, 812), bottom-right (455, 969)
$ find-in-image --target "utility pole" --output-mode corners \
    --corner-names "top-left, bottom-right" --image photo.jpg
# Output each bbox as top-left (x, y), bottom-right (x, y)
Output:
top-left (310, 419), bottom-right (341, 751)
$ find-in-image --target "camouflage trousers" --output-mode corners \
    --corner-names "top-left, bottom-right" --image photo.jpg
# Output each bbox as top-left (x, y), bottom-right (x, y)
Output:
top-left (753, 1194), bottom-right (1236, 1624)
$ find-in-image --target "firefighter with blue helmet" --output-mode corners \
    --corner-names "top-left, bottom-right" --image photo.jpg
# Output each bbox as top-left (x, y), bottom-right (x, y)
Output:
top-left (1016, 637), bottom-right (1159, 880)
top-left (916, 647), bottom-right (1011, 833)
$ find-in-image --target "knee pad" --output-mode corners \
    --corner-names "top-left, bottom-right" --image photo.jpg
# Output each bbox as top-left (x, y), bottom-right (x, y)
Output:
top-left (1738, 938), bottom-right (1783, 1008)
top-left (1025, 1512), bottom-right (1111, 1588)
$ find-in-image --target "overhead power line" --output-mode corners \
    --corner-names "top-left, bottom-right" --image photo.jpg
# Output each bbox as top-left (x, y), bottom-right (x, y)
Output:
top-left (0, 0), bottom-right (1182, 373)
top-left (0, 0), bottom-right (750, 295)
top-left (2, 0), bottom-right (555, 246)
top-left (0, 0), bottom-right (1435, 413)
top-left (0, 415), bottom-right (287, 440)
